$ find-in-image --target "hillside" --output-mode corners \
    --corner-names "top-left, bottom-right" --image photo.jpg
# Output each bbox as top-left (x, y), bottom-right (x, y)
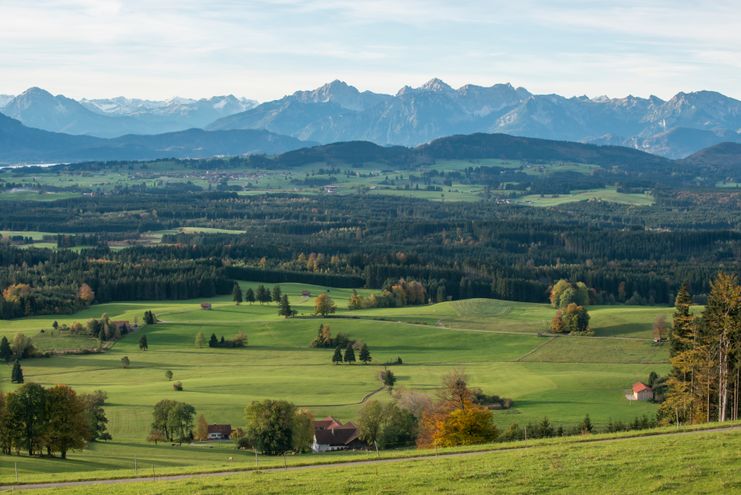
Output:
top-left (680, 142), bottom-right (741, 172)
top-left (0, 113), bottom-right (311, 163)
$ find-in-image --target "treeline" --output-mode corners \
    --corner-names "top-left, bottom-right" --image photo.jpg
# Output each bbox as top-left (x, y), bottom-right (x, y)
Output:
top-left (0, 190), bottom-right (737, 313)
top-left (0, 385), bottom-right (110, 458)
top-left (660, 274), bottom-right (740, 424)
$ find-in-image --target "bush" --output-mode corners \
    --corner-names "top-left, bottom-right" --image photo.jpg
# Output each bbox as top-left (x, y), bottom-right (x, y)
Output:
top-left (172, 381), bottom-right (183, 391)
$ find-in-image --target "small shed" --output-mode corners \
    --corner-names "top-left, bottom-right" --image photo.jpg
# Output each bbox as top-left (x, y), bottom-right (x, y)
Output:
top-left (207, 424), bottom-right (232, 440)
top-left (200, 303), bottom-right (212, 310)
top-left (631, 382), bottom-right (653, 401)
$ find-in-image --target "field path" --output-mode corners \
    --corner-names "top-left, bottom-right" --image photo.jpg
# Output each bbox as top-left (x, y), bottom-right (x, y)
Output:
top-left (1, 425), bottom-right (738, 492)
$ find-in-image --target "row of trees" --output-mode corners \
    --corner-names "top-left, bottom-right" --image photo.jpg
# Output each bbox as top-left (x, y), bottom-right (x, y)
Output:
top-left (0, 385), bottom-right (110, 458)
top-left (331, 343), bottom-right (372, 365)
top-left (660, 274), bottom-right (740, 424)
top-left (233, 283), bottom-right (283, 305)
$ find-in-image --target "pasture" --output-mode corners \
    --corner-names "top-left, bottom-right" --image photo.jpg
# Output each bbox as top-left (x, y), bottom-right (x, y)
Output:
top-left (0, 281), bottom-right (674, 481)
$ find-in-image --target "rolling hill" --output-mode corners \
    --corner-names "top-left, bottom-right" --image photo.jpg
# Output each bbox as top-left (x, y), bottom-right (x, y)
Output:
top-left (0, 113), bottom-right (311, 163)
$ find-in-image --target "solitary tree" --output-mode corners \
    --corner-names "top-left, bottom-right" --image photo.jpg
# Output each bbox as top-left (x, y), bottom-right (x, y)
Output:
top-left (278, 294), bottom-right (293, 318)
top-left (232, 283), bottom-right (243, 305)
top-left (11, 359), bottom-right (23, 383)
top-left (195, 331), bottom-right (206, 348)
top-left (165, 370), bottom-right (174, 381)
top-left (359, 343), bottom-right (372, 364)
top-left (652, 314), bottom-right (667, 342)
top-left (332, 346), bottom-right (343, 365)
top-left (344, 344), bottom-right (356, 364)
top-left (138, 334), bottom-right (148, 350)
top-left (314, 293), bottom-right (337, 317)
top-left (121, 356), bottom-right (130, 369)
top-left (380, 368), bottom-right (397, 388)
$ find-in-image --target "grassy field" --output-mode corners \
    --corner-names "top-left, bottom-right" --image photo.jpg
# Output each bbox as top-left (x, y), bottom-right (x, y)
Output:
top-left (8, 426), bottom-right (740, 493)
top-left (516, 187), bottom-right (654, 207)
top-left (0, 281), bottom-right (674, 481)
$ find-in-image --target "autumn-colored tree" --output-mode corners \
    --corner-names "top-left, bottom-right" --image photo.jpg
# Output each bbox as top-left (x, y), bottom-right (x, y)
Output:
top-left (314, 293), bottom-right (336, 316)
top-left (550, 310), bottom-right (566, 333)
top-left (431, 405), bottom-right (498, 447)
top-left (78, 283), bottom-right (95, 304)
top-left (348, 290), bottom-right (363, 310)
top-left (652, 315), bottom-right (667, 341)
top-left (195, 414), bottom-right (209, 441)
top-left (439, 369), bottom-right (473, 410)
top-left (195, 331), bottom-right (206, 348)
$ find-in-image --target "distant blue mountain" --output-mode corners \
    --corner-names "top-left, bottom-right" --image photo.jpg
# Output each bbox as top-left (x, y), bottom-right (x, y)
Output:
top-left (0, 112), bottom-right (310, 164)
top-left (208, 79), bottom-right (741, 158)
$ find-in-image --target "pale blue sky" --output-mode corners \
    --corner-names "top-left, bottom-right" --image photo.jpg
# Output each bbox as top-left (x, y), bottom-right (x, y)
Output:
top-left (0, 0), bottom-right (739, 101)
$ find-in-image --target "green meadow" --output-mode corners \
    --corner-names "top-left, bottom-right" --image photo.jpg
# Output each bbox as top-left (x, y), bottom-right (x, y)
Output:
top-left (0, 281), bottom-right (673, 481)
top-left (8, 426), bottom-right (741, 493)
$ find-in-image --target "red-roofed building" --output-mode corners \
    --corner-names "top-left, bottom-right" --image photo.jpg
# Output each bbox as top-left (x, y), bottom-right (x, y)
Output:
top-left (207, 424), bottom-right (232, 440)
top-left (631, 382), bottom-right (653, 401)
top-left (312, 417), bottom-right (366, 453)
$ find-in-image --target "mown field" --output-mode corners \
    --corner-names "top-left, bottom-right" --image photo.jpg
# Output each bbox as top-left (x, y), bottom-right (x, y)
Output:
top-left (9, 427), bottom-right (741, 494)
top-left (0, 281), bottom-right (674, 481)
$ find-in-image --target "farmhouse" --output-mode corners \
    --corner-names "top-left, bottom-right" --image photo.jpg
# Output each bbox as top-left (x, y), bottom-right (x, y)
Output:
top-left (630, 382), bottom-right (653, 401)
top-left (200, 303), bottom-right (212, 310)
top-left (207, 424), bottom-right (232, 440)
top-left (312, 417), bottom-right (366, 453)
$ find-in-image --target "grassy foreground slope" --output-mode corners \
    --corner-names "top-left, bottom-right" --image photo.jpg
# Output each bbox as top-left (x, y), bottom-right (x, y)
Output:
top-left (0, 281), bottom-right (675, 482)
top-left (16, 427), bottom-right (741, 494)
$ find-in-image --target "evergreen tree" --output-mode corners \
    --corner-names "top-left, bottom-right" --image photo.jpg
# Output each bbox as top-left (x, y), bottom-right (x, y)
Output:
top-left (0, 336), bottom-right (12, 362)
top-left (278, 294), bottom-right (293, 318)
top-left (138, 334), bottom-right (148, 350)
top-left (209, 333), bottom-right (218, 348)
top-left (11, 359), bottom-right (23, 383)
top-left (344, 344), bottom-right (356, 364)
top-left (332, 346), bottom-right (343, 365)
top-left (232, 283), bottom-right (243, 305)
top-left (670, 284), bottom-right (694, 357)
top-left (245, 288), bottom-right (256, 304)
top-left (580, 414), bottom-right (593, 433)
top-left (271, 285), bottom-right (282, 303)
top-left (256, 285), bottom-right (271, 304)
top-left (359, 343), bottom-right (372, 364)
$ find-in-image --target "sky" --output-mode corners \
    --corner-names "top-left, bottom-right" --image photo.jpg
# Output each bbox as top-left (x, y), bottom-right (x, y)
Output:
top-left (0, 0), bottom-right (739, 102)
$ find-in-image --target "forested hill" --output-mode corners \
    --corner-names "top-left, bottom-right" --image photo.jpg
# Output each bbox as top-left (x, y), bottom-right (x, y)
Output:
top-left (680, 142), bottom-right (741, 171)
top-left (237, 133), bottom-right (676, 170)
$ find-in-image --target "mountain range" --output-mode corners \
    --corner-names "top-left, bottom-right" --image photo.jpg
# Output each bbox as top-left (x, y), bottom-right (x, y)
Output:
top-left (1, 80), bottom-right (740, 159)
top-left (0, 88), bottom-right (256, 137)
top-left (208, 79), bottom-right (741, 158)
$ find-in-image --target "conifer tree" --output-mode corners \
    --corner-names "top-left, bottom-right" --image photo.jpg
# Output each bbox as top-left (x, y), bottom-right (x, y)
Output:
top-left (271, 286), bottom-right (282, 303)
top-left (344, 344), bottom-right (356, 364)
top-left (138, 334), bottom-right (148, 351)
top-left (232, 283), bottom-right (243, 305)
top-left (332, 346), bottom-right (343, 365)
top-left (278, 294), bottom-right (293, 318)
top-left (0, 336), bottom-right (12, 362)
top-left (209, 333), bottom-right (218, 348)
top-left (359, 343), bottom-right (371, 364)
top-left (245, 288), bottom-right (256, 304)
top-left (11, 359), bottom-right (23, 383)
